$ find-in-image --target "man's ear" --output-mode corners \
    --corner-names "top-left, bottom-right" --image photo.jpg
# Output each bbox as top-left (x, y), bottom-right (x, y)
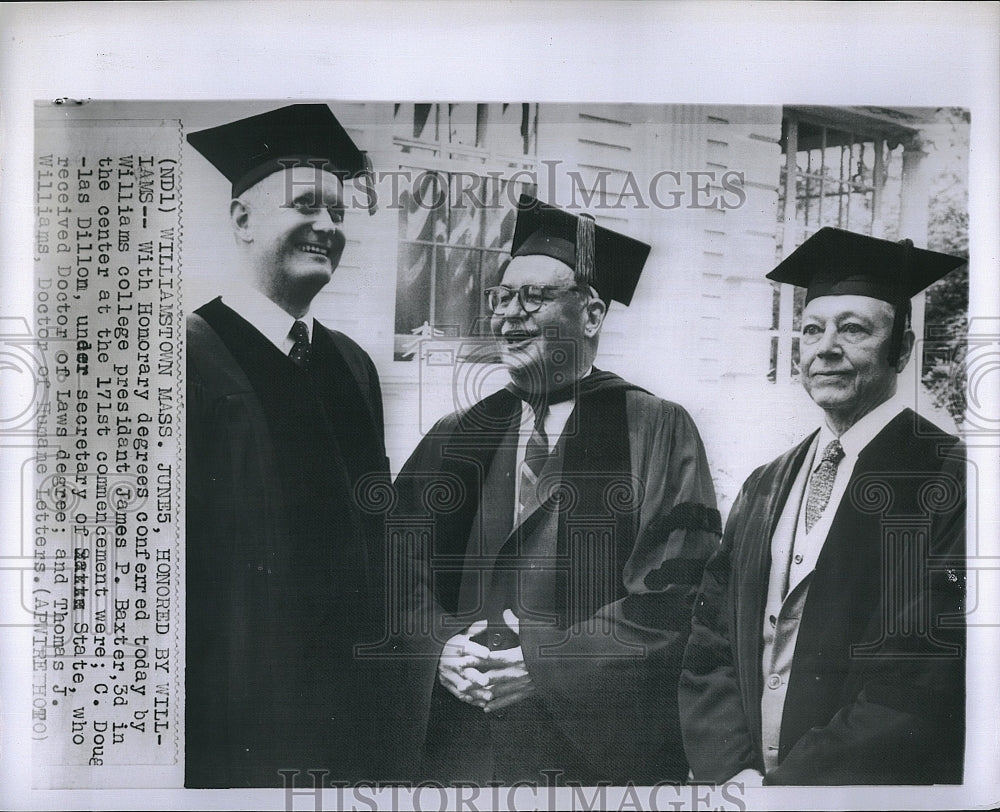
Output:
top-left (230, 198), bottom-right (253, 245)
top-left (895, 329), bottom-right (916, 373)
top-left (583, 294), bottom-right (607, 338)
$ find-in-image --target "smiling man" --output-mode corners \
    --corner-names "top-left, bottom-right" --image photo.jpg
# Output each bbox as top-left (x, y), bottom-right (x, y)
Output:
top-left (391, 196), bottom-right (721, 786)
top-left (679, 227), bottom-right (967, 785)
top-left (184, 105), bottom-right (389, 787)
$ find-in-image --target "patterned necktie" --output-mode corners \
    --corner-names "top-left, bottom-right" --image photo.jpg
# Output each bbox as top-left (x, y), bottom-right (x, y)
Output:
top-left (805, 438), bottom-right (845, 533)
top-left (518, 402), bottom-right (549, 517)
top-left (288, 319), bottom-right (311, 367)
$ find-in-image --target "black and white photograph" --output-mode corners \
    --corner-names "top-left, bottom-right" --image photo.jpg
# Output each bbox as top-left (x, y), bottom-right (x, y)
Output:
top-left (1, 3), bottom-right (998, 811)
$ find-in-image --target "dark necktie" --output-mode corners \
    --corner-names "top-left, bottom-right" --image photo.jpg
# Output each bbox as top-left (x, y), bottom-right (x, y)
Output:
top-left (518, 402), bottom-right (549, 517)
top-left (288, 319), bottom-right (311, 367)
top-left (805, 438), bottom-right (845, 533)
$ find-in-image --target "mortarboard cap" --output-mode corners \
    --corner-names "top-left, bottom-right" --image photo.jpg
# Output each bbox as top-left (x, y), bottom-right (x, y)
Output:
top-left (510, 195), bottom-right (651, 306)
top-left (766, 227), bottom-right (965, 305)
top-left (186, 104), bottom-right (376, 211)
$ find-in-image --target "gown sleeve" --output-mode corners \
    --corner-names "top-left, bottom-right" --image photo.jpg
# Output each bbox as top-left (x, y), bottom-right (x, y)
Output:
top-left (519, 396), bottom-right (722, 782)
top-left (679, 473), bottom-right (765, 783)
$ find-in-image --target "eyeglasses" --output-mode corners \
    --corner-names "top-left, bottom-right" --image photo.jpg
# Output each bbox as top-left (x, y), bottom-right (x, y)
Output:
top-left (484, 284), bottom-right (584, 314)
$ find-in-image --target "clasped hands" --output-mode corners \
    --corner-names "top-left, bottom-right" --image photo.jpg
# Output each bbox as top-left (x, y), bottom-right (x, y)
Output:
top-left (437, 610), bottom-right (536, 713)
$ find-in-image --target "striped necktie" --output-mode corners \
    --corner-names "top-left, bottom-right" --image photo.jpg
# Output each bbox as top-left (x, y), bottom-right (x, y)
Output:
top-left (518, 402), bottom-right (549, 517)
top-left (288, 319), bottom-right (311, 367)
top-left (805, 438), bottom-right (845, 532)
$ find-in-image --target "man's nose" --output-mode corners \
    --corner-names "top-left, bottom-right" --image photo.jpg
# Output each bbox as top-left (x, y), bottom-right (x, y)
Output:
top-left (311, 208), bottom-right (343, 232)
top-left (491, 304), bottom-right (526, 336)
top-left (815, 324), bottom-right (842, 355)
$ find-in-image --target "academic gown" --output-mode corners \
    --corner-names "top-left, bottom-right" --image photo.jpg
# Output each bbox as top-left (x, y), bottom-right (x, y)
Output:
top-left (389, 371), bottom-right (721, 786)
top-left (185, 298), bottom-right (390, 788)
top-left (679, 409), bottom-right (966, 785)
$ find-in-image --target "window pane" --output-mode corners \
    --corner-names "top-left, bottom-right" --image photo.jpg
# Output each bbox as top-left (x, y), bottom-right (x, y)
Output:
top-left (449, 104), bottom-right (479, 147)
top-left (491, 103), bottom-right (537, 157)
top-left (395, 242), bottom-right (433, 335)
top-left (414, 104), bottom-right (436, 141)
top-left (476, 104), bottom-right (489, 149)
top-left (392, 157), bottom-right (540, 354)
top-left (448, 174), bottom-right (484, 248)
top-left (521, 103), bottom-right (537, 155)
top-left (394, 103), bottom-right (439, 142)
top-left (398, 170), bottom-right (445, 243)
top-left (434, 246), bottom-right (481, 336)
top-left (483, 194), bottom-right (519, 252)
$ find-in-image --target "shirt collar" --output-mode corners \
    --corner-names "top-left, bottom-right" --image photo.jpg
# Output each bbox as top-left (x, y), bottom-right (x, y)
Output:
top-left (817, 394), bottom-right (905, 463)
top-left (223, 285), bottom-right (312, 352)
top-left (508, 366), bottom-right (595, 409)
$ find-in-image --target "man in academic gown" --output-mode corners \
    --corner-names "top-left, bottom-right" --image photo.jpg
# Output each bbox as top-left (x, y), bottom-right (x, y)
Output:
top-left (390, 196), bottom-right (721, 786)
top-left (679, 228), bottom-right (967, 785)
top-left (184, 105), bottom-right (389, 787)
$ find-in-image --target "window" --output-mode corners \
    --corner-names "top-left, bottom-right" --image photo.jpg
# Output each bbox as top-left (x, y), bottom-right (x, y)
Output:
top-left (392, 104), bottom-right (539, 360)
top-left (769, 109), bottom-right (907, 382)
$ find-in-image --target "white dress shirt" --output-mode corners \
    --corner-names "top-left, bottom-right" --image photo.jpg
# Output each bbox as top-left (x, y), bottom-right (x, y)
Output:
top-left (223, 285), bottom-right (312, 355)
top-left (512, 368), bottom-right (593, 522)
top-left (759, 395), bottom-right (906, 772)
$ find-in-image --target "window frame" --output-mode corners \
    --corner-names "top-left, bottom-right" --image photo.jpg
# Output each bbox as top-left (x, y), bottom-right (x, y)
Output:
top-left (391, 103), bottom-right (541, 362)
